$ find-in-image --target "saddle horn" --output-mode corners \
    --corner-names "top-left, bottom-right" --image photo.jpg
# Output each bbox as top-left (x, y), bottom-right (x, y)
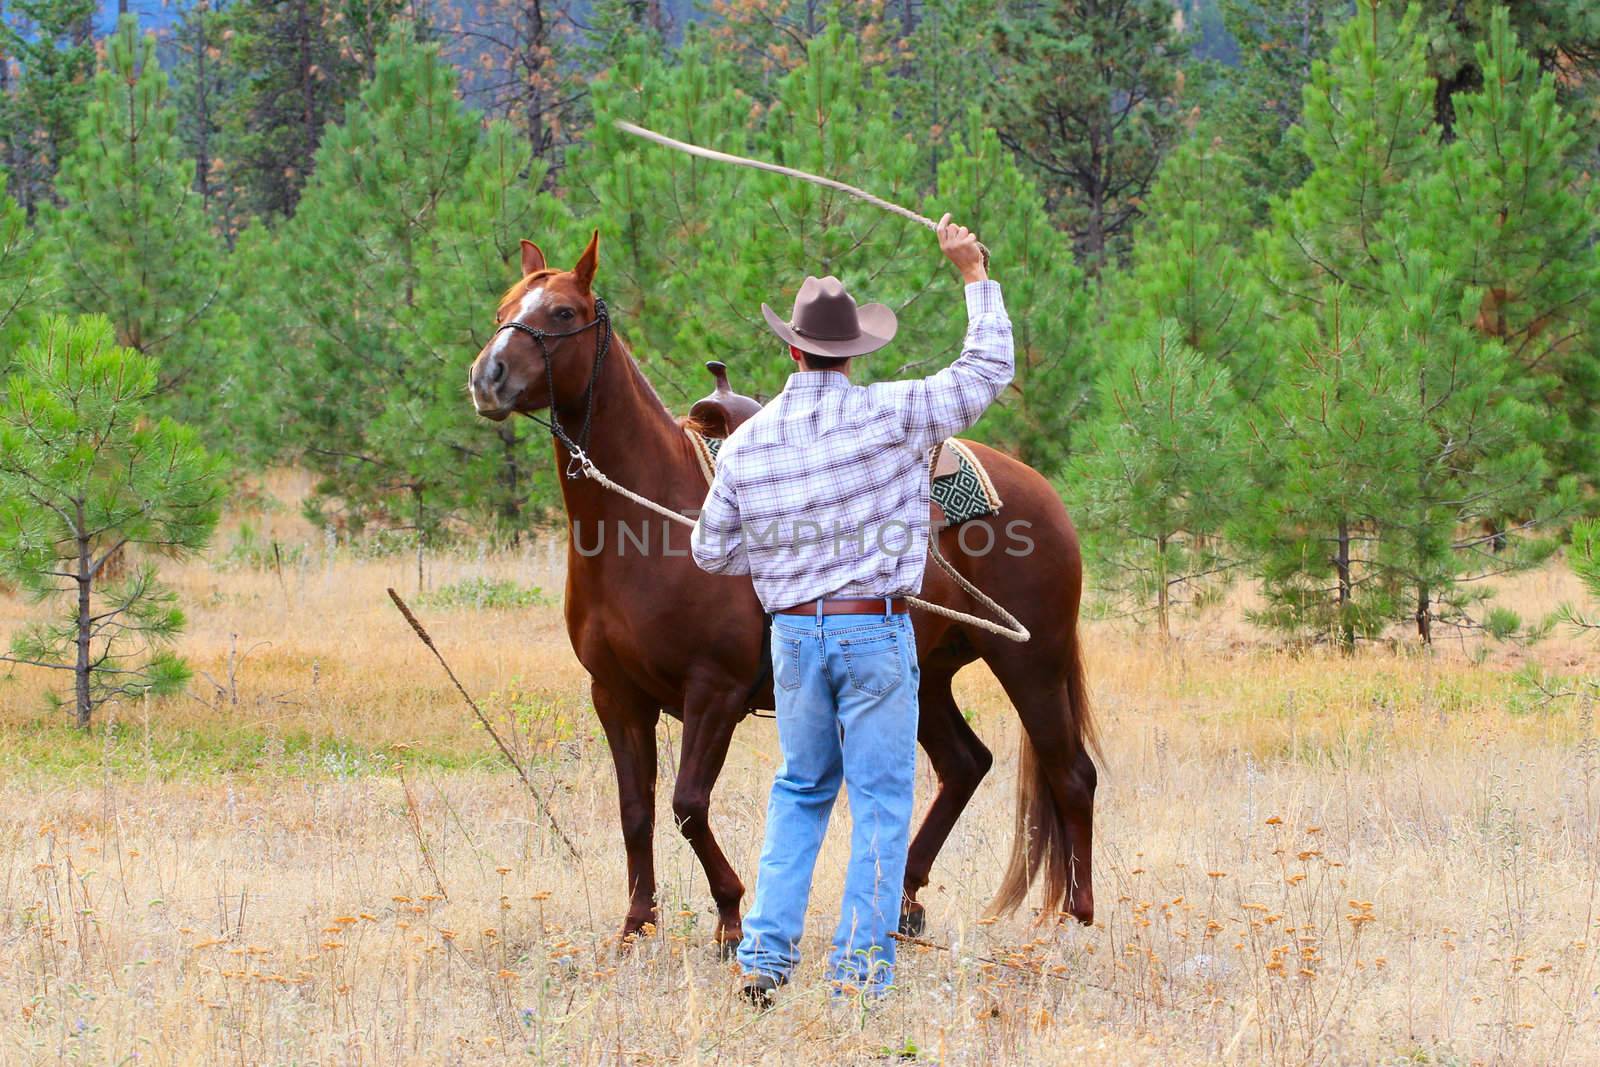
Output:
top-left (689, 360), bottom-right (763, 438)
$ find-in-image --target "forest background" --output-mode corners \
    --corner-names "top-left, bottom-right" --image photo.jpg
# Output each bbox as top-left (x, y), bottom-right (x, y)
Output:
top-left (2, 0), bottom-right (1599, 656)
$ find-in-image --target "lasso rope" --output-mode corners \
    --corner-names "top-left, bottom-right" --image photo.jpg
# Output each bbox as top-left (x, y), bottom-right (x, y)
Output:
top-left (610, 120), bottom-right (1016, 637)
top-left (615, 121), bottom-right (990, 266)
top-left (565, 446), bottom-right (1031, 642)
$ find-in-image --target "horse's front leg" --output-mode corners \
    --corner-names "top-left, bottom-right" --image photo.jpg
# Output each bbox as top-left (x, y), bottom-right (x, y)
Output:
top-left (672, 687), bottom-right (747, 958)
top-left (593, 680), bottom-right (662, 939)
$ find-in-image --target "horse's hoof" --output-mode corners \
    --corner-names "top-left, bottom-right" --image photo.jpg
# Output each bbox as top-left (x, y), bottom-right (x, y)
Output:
top-left (898, 902), bottom-right (926, 938)
top-left (714, 938), bottom-right (740, 962)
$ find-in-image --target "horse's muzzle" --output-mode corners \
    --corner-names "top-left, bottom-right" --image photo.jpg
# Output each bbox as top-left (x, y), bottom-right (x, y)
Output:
top-left (469, 354), bottom-right (513, 420)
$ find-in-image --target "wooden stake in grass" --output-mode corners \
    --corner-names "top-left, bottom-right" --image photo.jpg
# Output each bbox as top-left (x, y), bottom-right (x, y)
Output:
top-left (386, 588), bottom-right (580, 860)
top-left (398, 766), bottom-right (450, 900)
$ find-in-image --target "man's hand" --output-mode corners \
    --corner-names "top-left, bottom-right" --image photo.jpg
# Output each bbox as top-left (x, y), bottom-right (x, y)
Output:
top-left (937, 212), bottom-right (988, 284)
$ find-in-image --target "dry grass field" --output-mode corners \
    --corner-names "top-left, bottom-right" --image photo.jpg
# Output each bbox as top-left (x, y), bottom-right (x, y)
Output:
top-left (2, 471), bottom-right (1598, 1065)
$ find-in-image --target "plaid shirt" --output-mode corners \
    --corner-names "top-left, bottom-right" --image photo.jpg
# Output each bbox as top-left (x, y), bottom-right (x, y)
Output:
top-left (690, 280), bottom-right (1014, 611)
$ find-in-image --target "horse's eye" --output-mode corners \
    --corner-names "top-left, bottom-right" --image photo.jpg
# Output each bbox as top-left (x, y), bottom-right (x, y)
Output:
top-left (556, 307), bottom-right (576, 321)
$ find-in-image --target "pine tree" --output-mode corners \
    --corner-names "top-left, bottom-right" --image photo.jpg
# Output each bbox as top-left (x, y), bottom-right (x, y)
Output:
top-left (1240, 270), bottom-right (1567, 646)
top-left (573, 25), bottom-right (1093, 468)
top-left (567, 32), bottom-right (758, 404)
top-left (219, 0), bottom-right (405, 218)
top-left (582, 0), bottom-right (673, 74)
top-left (988, 0), bottom-right (1189, 270)
top-left (0, 0), bottom-right (96, 214)
top-left (215, 220), bottom-right (290, 464)
top-left (1558, 519), bottom-right (1600, 636)
top-left (898, 0), bottom-right (1003, 180)
top-left (439, 0), bottom-right (580, 164)
top-left (270, 26), bottom-right (573, 548)
top-left (271, 25), bottom-right (479, 545)
top-left (1105, 132), bottom-right (1267, 399)
top-left (171, 0), bottom-right (252, 239)
top-left (1243, 2), bottom-right (1580, 645)
top-left (705, 0), bottom-right (906, 94)
top-left (1260, 0), bottom-right (1436, 305)
top-left (1371, 251), bottom-right (1571, 641)
top-left (1414, 0), bottom-right (1600, 150)
top-left (0, 317), bottom-right (223, 729)
top-left (419, 120), bottom-right (575, 532)
top-left (1237, 292), bottom-right (1413, 648)
top-left (1179, 0), bottom-right (1236, 62)
top-left (1425, 7), bottom-right (1600, 476)
top-left (42, 16), bottom-right (233, 426)
top-left (1201, 0), bottom-right (1342, 217)
top-left (1067, 323), bottom-right (1242, 637)
top-left (0, 167), bottom-right (46, 369)
top-left (580, 26), bottom-right (945, 406)
top-left (711, 24), bottom-right (944, 398)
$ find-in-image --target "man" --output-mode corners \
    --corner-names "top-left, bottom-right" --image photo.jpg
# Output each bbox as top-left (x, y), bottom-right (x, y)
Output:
top-left (690, 215), bottom-right (1013, 1005)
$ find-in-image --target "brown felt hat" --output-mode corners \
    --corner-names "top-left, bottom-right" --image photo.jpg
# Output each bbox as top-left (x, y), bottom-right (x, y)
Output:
top-left (761, 276), bottom-right (897, 358)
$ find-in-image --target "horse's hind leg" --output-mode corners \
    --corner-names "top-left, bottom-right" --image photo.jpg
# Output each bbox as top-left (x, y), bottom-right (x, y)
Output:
top-left (901, 668), bottom-right (993, 937)
top-left (593, 681), bottom-right (662, 939)
top-left (672, 688), bottom-right (747, 957)
top-left (986, 655), bottom-right (1096, 925)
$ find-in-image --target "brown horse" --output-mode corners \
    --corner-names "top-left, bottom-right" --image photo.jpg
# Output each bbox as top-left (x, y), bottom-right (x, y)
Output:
top-left (467, 232), bottom-right (1096, 952)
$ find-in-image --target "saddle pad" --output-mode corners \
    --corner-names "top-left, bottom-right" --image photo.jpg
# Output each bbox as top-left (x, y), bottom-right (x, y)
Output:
top-left (690, 432), bottom-right (1001, 527)
top-left (929, 439), bottom-right (1002, 526)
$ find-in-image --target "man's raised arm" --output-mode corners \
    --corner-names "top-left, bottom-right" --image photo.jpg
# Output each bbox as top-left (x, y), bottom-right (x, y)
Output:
top-left (874, 214), bottom-right (1015, 454)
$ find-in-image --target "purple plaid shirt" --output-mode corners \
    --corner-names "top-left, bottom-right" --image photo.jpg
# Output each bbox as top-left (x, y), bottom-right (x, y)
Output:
top-left (690, 280), bottom-right (1014, 611)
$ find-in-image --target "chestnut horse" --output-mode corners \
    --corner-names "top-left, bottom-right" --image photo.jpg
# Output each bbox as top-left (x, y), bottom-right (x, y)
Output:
top-left (467, 232), bottom-right (1096, 952)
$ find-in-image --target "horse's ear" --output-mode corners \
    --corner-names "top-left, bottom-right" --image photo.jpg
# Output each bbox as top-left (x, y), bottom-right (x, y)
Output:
top-left (520, 239), bottom-right (546, 275)
top-left (573, 230), bottom-right (600, 291)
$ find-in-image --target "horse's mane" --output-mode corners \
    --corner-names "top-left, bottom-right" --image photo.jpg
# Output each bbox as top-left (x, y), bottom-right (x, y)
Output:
top-left (590, 313), bottom-right (689, 436)
top-left (679, 412), bottom-right (720, 437)
top-left (614, 333), bottom-right (682, 426)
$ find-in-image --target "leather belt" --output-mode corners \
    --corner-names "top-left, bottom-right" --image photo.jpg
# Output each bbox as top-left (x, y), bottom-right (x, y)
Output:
top-left (775, 597), bottom-right (909, 616)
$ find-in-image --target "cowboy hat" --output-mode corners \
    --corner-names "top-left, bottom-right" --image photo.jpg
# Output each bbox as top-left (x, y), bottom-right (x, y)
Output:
top-left (761, 276), bottom-right (897, 359)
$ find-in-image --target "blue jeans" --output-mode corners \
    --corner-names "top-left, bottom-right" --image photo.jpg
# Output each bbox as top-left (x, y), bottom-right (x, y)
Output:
top-left (736, 608), bottom-right (920, 994)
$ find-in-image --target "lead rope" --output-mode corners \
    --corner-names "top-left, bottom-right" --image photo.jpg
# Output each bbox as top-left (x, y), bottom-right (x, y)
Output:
top-left (562, 445), bottom-right (1031, 643)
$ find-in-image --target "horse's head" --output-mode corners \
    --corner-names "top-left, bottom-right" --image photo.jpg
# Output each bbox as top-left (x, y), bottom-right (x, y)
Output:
top-left (469, 232), bottom-right (603, 422)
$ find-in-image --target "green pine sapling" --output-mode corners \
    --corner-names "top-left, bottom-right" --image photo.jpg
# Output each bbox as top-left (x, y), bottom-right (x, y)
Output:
top-left (0, 317), bottom-right (223, 729)
top-left (44, 16), bottom-right (230, 421)
top-left (1066, 323), bottom-right (1242, 638)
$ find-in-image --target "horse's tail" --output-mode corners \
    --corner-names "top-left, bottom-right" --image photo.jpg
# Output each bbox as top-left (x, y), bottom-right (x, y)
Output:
top-left (990, 616), bottom-right (1096, 918)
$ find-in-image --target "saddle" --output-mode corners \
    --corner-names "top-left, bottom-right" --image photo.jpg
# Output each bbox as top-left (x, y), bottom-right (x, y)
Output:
top-left (685, 362), bottom-right (1001, 527)
top-left (687, 361), bottom-right (763, 438)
